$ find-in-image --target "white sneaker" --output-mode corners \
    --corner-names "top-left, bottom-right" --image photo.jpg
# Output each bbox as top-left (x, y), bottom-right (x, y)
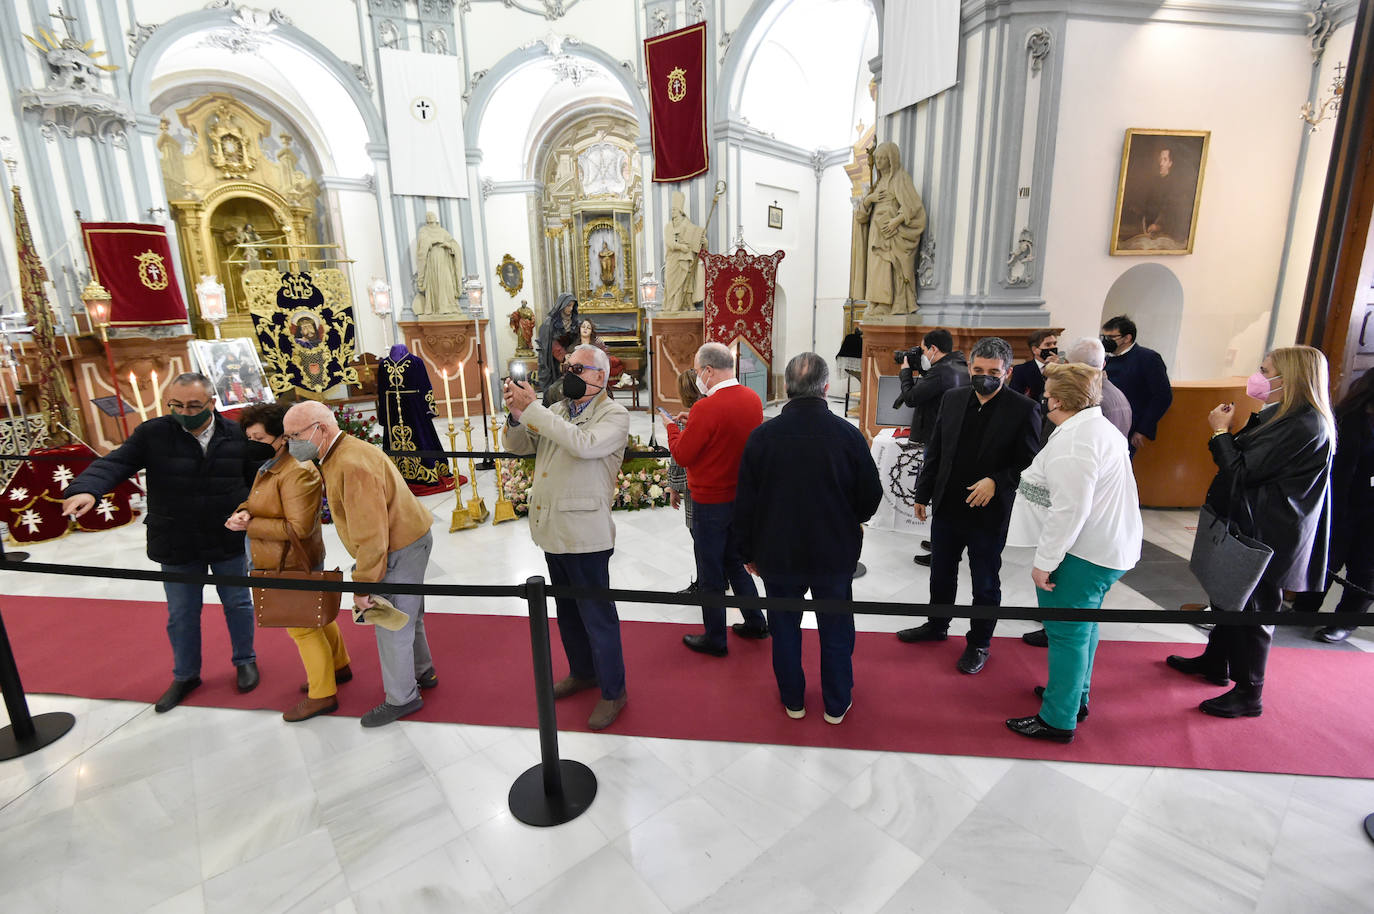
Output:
top-left (784, 704), bottom-right (805, 720)
top-left (824, 702), bottom-right (852, 725)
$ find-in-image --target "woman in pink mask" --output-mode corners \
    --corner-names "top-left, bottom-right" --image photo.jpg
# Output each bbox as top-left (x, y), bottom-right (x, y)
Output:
top-left (1166, 346), bottom-right (1334, 718)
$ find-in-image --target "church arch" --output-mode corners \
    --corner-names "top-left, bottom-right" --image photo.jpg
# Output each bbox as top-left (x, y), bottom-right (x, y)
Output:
top-left (1101, 264), bottom-right (1185, 371)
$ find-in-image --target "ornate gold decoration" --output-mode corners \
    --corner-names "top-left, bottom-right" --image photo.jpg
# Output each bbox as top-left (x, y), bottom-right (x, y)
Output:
top-left (579, 217), bottom-right (631, 303)
top-left (497, 253), bottom-right (524, 297)
top-left (667, 66), bottom-right (688, 102)
top-left (726, 276), bottom-right (753, 315)
top-left (135, 250), bottom-right (170, 290)
top-left (207, 102), bottom-right (255, 178)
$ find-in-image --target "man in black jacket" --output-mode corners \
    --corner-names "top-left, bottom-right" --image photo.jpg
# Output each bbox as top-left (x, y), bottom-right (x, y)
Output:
top-left (63, 373), bottom-right (270, 712)
top-left (735, 353), bottom-right (882, 723)
top-left (897, 338), bottom-right (1042, 674)
top-left (1101, 314), bottom-right (1173, 454)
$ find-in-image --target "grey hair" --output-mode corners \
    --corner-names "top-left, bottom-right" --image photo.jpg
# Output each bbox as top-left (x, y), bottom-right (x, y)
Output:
top-left (969, 337), bottom-right (1014, 370)
top-left (1064, 336), bottom-right (1107, 369)
top-left (570, 343), bottom-right (610, 376)
top-left (696, 341), bottom-right (735, 372)
top-left (784, 352), bottom-right (828, 399)
top-left (169, 372), bottom-right (215, 397)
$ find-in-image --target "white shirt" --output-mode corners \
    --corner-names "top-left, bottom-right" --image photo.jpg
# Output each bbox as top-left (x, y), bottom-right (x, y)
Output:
top-left (182, 416), bottom-right (216, 454)
top-left (706, 378), bottom-right (739, 396)
top-left (1005, 407), bottom-right (1143, 572)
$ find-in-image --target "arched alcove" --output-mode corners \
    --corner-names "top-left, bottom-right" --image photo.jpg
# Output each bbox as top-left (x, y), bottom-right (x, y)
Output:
top-left (1101, 263), bottom-right (1185, 371)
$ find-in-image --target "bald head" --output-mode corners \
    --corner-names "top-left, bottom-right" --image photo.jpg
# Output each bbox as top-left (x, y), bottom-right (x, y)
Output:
top-left (283, 399), bottom-right (338, 438)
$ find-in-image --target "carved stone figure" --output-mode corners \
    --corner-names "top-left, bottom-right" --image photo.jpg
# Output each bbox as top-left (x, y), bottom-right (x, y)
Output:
top-left (663, 191), bottom-right (705, 313)
top-left (598, 240), bottom-right (616, 290)
top-left (509, 299), bottom-right (536, 356)
top-left (851, 141), bottom-right (926, 318)
top-left (412, 211), bottom-right (463, 315)
top-left (1007, 228), bottom-right (1034, 286)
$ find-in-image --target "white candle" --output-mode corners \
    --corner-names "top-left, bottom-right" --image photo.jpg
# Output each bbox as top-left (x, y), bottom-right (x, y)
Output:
top-left (485, 366), bottom-right (500, 417)
top-left (150, 369), bottom-right (162, 416)
top-left (457, 361), bottom-right (470, 420)
top-left (440, 369), bottom-right (454, 424)
top-left (128, 371), bottom-right (147, 421)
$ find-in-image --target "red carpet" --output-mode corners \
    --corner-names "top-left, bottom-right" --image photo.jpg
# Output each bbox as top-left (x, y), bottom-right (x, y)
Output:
top-left (5, 595), bottom-right (1372, 778)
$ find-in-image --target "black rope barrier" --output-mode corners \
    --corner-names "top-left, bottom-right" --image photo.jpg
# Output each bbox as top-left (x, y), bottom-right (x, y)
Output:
top-left (0, 447), bottom-right (674, 463)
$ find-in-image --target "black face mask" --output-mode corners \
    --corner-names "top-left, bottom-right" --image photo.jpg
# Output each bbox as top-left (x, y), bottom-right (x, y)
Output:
top-left (1100, 336), bottom-right (1119, 354)
top-left (245, 440), bottom-right (277, 462)
top-left (971, 374), bottom-right (1001, 397)
top-left (1038, 347), bottom-right (1057, 361)
top-left (561, 370), bottom-right (602, 400)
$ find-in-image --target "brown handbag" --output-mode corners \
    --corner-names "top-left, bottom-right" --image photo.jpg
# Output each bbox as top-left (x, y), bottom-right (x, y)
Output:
top-left (251, 522), bottom-right (342, 628)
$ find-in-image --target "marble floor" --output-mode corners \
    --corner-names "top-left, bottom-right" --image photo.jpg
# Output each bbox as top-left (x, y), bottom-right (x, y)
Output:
top-left (2, 407), bottom-right (1372, 913)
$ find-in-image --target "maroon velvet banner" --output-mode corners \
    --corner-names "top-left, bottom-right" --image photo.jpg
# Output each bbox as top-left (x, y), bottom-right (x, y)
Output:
top-left (81, 222), bottom-right (189, 326)
top-left (2, 444), bottom-right (140, 544)
top-left (644, 22), bottom-right (709, 183)
top-left (702, 247), bottom-right (784, 365)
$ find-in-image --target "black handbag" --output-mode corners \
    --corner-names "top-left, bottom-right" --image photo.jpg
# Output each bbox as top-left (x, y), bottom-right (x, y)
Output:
top-left (1188, 471), bottom-right (1273, 612)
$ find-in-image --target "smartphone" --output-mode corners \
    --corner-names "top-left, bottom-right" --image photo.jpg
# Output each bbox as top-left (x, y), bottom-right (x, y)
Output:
top-left (507, 362), bottom-right (528, 384)
top-left (657, 406), bottom-right (682, 428)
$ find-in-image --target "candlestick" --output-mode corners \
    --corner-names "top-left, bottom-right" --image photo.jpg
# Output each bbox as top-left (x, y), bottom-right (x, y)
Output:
top-left (128, 371), bottom-right (148, 422)
top-left (150, 369), bottom-right (162, 416)
top-left (457, 360), bottom-right (471, 420)
top-left (462, 418), bottom-right (489, 522)
top-left (484, 366), bottom-right (501, 421)
top-left (443, 394), bottom-right (475, 532)
top-left (490, 417), bottom-right (517, 524)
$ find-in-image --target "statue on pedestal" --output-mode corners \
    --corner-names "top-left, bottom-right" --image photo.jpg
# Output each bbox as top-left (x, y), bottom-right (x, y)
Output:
top-left (509, 299), bottom-right (536, 356)
top-left (598, 240), bottom-right (616, 292)
top-left (412, 211), bottom-right (463, 316)
top-left (663, 191), bottom-right (705, 313)
top-left (851, 142), bottom-right (926, 319)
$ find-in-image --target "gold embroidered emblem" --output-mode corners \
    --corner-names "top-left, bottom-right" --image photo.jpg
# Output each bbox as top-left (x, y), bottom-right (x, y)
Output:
top-left (726, 276), bottom-right (752, 315)
top-left (135, 251), bottom-right (169, 290)
top-left (667, 67), bottom-right (688, 103)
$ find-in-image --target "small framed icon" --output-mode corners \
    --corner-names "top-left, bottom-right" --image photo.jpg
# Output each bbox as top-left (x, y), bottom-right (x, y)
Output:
top-left (767, 203), bottom-right (783, 230)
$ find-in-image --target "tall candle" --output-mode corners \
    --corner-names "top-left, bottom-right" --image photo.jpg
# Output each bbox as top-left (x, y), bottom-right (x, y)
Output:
top-left (150, 369), bottom-right (162, 416)
top-left (485, 366), bottom-right (501, 417)
top-left (440, 369), bottom-right (454, 423)
top-left (457, 361), bottom-right (470, 420)
top-left (128, 371), bottom-right (147, 421)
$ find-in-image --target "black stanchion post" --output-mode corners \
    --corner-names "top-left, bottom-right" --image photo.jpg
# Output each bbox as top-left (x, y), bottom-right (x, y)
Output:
top-left (1365, 813), bottom-right (1374, 844)
top-left (0, 604), bottom-right (75, 760)
top-left (507, 575), bottom-right (597, 826)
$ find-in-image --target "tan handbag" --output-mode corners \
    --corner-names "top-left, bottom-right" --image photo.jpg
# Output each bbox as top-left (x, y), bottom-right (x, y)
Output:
top-left (251, 522), bottom-right (342, 628)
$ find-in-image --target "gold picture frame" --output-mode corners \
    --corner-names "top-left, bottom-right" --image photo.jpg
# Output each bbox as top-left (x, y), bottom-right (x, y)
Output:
top-left (497, 253), bottom-right (524, 296)
top-left (1110, 128), bottom-right (1210, 256)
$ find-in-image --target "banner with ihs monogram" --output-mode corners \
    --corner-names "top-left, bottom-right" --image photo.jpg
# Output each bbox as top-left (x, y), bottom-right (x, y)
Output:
top-left (244, 268), bottom-right (360, 395)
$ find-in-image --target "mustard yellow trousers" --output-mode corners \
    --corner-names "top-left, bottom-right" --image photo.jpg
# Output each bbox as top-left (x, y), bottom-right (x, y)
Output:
top-left (287, 621), bottom-right (351, 699)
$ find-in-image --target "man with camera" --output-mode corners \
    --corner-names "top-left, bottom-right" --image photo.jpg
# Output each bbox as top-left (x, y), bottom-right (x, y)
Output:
top-left (892, 329), bottom-right (969, 565)
top-left (504, 344), bottom-right (632, 730)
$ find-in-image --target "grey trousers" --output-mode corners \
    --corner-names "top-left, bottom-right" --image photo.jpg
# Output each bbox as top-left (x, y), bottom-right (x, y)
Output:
top-left (370, 530), bottom-right (434, 706)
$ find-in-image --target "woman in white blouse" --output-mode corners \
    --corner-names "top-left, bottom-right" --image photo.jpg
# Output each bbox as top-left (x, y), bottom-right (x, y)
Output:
top-left (1004, 363), bottom-right (1143, 742)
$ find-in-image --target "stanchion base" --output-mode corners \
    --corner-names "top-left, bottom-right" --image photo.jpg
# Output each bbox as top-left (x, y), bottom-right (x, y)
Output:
top-left (475, 459), bottom-right (496, 471)
top-left (0, 711), bottom-right (75, 761)
top-left (508, 759), bottom-right (598, 827)
top-left (853, 561), bottom-right (867, 580)
top-left (0, 552), bottom-right (30, 563)
top-left (1365, 812), bottom-right (1374, 844)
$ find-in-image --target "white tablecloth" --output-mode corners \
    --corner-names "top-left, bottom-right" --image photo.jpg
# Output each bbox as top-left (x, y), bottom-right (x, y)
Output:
top-left (868, 428), bottom-right (928, 535)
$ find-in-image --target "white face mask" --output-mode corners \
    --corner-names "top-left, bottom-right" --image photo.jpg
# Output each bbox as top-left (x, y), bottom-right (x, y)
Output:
top-left (695, 375), bottom-right (709, 396)
top-left (920, 353), bottom-right (932, 372)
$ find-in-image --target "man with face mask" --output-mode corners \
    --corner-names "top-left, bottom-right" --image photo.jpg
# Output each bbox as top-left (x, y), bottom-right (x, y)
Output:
top-left (282, 400), bottom-right (436, 727)
top-left (1007, 329), bottom-right (1060, 402)
top-left (504, 344), bottom-right (632, 729)
top-left (896, 338), bottom-right (1042, 674)
top-left (62, 373), bottom-right (267, 712)
top-left (1100, 314), bottom-right (1172, 454)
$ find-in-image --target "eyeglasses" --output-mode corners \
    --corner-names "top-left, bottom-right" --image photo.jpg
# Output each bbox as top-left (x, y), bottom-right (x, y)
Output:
top-left (166, 400), bottom-right (210, 413)
top-left (567, 363), bottom-right (604, 376)
top-left (1101, 333), bottom-right (1123, 341)
top-left (283, 421), bottom-right (320, 441)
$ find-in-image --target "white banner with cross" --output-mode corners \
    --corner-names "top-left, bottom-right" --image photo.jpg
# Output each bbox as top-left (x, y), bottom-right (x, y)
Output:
top-left (379, 48), bottom-right (469, 199)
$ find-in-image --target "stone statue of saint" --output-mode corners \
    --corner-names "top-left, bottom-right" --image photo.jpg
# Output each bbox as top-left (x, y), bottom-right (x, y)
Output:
top-left (509, 299), bottom-right (536, 355)
top-left (663, 191), bottom-right (705, 313)
top-left (412, 211), bottom-right (463, 315)
top-left (598, 240), bottom-right (616, 291)
top-left (851, 142), bottom-right (926, 318)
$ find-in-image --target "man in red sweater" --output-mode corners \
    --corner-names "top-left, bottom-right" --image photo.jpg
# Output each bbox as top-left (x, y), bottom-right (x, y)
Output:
top-left (666, 342), bottom-right (768, 655)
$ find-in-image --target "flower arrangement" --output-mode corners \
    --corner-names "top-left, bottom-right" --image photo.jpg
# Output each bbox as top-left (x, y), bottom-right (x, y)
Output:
top-left (320, 404), bottom-right (381, 523)
top-left (501, 435), bottom-right (671, 515)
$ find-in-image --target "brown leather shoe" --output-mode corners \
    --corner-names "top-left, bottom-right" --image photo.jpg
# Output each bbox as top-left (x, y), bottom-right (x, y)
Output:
top-left (587, 692), bottom-right (627, 730)
top-left (553, 675), bottom-right (598, 699)
top-left (300, 663), bottom-right (352, 693)
top-left (283, 695), bottom-right (338, 722)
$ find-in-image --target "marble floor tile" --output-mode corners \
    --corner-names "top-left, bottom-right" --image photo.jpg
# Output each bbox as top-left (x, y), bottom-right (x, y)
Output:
top-left (466, 809), bottom-right (609, 906)
top-left (836, 754), bottom-right (979, 859)
top-left (637, 735), bottom-right (754, 787)
top-left (433, 744), bottom-right (527, 831)
top-left (774, 743), bottom-right (882, 793)
top-left (349, 836), bottom-right (507, 914)
top-left (1066, 868), bottom-right (1174, 914)
top-left (1262, 805), bottom-right (1374, 909)
top-left (581, 739), bottom-right (692, 839)
top-left (905, 751), bottom-right (1015, 801)
top-left (323, 772), bottom-right (464, 890)
top-left (687, 870), bottom-right (836, 914)
top-left (201, 827), bottom-right (349, 914)
top-left (196, 767), bottom-right (321, 880)
top-left (401, 719), bottom-right (476, 772)
top-left (511, 844), bottom-right (671, 914)
top-left (145, 885), bottom-right (206, 914)
top-left (613, 795), bottom-right (762, 911)
top-left (877, 862), bottom-right (1006, 914)
top-left (696, 745), bottom-right (835, 848)
top-left (978, 762), bottom-right (1129, 866)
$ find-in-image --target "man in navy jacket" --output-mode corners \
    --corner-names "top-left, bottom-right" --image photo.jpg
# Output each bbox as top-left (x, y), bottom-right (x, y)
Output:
top-left (734, 353), bottom-right (882, 724)
top-left (1100, 315), bottom-right (1173, 453)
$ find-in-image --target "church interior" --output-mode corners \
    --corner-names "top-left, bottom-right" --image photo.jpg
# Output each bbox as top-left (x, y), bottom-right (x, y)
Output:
top-left (1, 0), bottom-right (1373, 911)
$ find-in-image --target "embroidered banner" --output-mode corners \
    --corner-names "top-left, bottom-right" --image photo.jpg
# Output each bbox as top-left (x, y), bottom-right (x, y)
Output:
top-left (702, 247), bottom-right (784, 365)
top-left (2, 444), bottom-right (140, 545)
top-left (80, 222), bottom-right (188, 326)
top-left (644, 22), bottom-right (709, 183)
top-left (245, 269), bottom-right (359, 396)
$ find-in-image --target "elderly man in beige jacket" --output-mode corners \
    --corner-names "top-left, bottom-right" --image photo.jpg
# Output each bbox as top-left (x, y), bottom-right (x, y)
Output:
top-left (504, 343), bottom-right (631, 730)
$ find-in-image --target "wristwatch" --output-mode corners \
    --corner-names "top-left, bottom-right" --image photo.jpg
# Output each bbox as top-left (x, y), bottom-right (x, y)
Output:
top-left (1210, 428), bottom-right (1228, 438)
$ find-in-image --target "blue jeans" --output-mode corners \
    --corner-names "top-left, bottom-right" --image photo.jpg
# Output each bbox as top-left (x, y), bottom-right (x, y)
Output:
top-left (764, 575), bottom-right (855, 718)
top-left (161, 554), bottom-right (257, 681)
top-left (926, 512), bottom-right (1007, 647)
top-left (692, 499), bottom-right (764, 650)
top-left (546, 550), bottom-right (626, 700)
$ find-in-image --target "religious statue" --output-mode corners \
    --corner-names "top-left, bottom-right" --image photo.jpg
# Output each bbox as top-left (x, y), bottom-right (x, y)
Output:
top-left (537, 293), bottom-right (578, 389)
top-left (850, 142), bottom-right (926, 318)
top-left (509, 299), bottom-right (536, 356)
top-left (412, 211), bottom-right (463, 315)
top-left (597, 240), bottom-right (616, 291)
top-left (1007, 228), bottom-right (1034, 286)
top-left (663, 191), bottom-right (705, 313)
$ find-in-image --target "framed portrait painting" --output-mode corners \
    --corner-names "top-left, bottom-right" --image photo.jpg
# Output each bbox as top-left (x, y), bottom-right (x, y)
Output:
top-left (1110, 128), bottom-right (1210, 255)
top-left (191, 337), bottom-right (274, 407)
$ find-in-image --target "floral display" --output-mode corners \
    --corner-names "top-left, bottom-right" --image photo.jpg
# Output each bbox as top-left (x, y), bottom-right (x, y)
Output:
top-left (501, 436), bottom-right (670, 515)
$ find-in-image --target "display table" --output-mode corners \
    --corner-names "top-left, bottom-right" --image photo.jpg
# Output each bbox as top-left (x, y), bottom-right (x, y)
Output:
top-left (1133, 377), bottom-right (1260, 508)
top-left (868, 427), bottom-right (928, 535)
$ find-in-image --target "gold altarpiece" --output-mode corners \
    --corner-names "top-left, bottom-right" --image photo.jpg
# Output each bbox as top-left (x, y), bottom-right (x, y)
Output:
top-left (156, 93), bottom-right (322, 340)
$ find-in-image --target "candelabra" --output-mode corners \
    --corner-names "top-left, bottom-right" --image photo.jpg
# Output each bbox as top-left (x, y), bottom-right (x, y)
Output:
top-left (1300, 61), bottom-right (1345, 133)
top-left (445, 416), bottom-right (476, 531)
top-left (463, 415), bottom-right (489, 522)
top-left (489, 417), bottom-right (517, 524)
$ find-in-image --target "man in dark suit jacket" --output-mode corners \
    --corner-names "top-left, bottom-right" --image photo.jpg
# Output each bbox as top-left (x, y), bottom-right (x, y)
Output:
top-left (1007, 329), bottom-right (1060, 403)
top-left (897, 338), bottom-right (1042, 674)
top-left (1101, 314), bottom-right (1173, 453)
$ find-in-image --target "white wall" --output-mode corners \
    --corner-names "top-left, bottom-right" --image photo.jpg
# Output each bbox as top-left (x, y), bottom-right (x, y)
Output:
top-left (1043, 18), bottom-right (1317, 381)
top-left (334, 189), bottom-right (388, 356)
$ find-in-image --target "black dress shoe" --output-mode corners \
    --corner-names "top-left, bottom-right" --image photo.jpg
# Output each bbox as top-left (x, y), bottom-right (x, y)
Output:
top-left (1165, 653), bottom-right (1229, 686)
top-left (896, 622), bottom-right (948, 643)
top-left (1198, 686), bottom-right (1263, 718)
top-left (1316, 626), bottom-right (1353, 643)
top-left (957, 646), bottom-right (989, 674)
top-left (1034, 685), bottom-right (1088, 721)
top-left (1022, 628), bottom-right (1049, 648)
top-left (155, 677), bottom-right (201, 713)
top-left (235, 661), bottom-right (260, 693)
top-left (1006, 714), bottom-right (1074, 743)
top-left (682, 633), bottom-right (728, 657)
top-left (678, 580), bottom-right (699, 595)
top-left (920, 540), bottom-right (931, 550)
top-left (731, 622), bottom-right (769, 639)
top-left (913, 553), bottom-right (932, 566)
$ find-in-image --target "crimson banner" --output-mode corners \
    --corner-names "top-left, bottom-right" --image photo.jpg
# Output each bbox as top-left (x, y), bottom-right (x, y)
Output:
top-left (2, 444), bottom-right (140, 545)
top-left (703, 247), bottom-right (784, 365)
top-left (81, 222), bottom-right (189, 326)
top-left (644, 22), bottom-right (709, 183)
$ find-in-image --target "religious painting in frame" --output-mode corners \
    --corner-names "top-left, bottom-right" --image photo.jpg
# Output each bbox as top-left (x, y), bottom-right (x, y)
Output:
top-left (767, 204), bottom-right (783, 230)
top-left (497, 254), bottom-right (524, 297)
top-left (191, 337), bottom-right (274, 407)
top-left (576, 305), bottom-right (641, 344)
top-left (1110, 128), bottom-right (1209, 255)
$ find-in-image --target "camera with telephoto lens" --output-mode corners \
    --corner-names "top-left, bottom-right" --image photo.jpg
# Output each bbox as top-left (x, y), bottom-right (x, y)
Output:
top-left (893, 348), bottom-right (921, 368)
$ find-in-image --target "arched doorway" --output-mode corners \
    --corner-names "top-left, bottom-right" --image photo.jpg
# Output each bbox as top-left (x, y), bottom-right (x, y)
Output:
top-left (1102, 263), bottom-right (1185, 371)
